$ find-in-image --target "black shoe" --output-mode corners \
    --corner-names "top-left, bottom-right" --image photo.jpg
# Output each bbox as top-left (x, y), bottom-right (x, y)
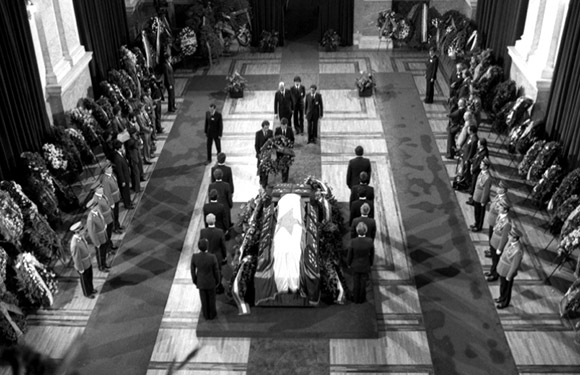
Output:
top-left (484, 272), bottom-right (492, 277)
top-left (87, 294), bottom-right (95, 299)
top-left (99, 267), bottom-right (110, 273)
top-left (424, 99), bottom-right (433, 104)
top-left (496, 304), bottom-right (508, 309)
top-left (466, 199), bottom-right (474, 206)
top-left (484, 250), bottom-right (492, 258)
top-left (470, 227), bottom-right (481, 233)
top-left (486, 276), bottom-right (498, 282)
top-left (445, 155), bottom-right (454, 160)
top-left (157, 128), bottom-right (165, 134)
top-left (494, 298), bottom-right (503, 303)
top-left (124, 204), bottom-right (136, 209)
top-left (111, 244), bottom-right (118, 250)
top-left (144, 161), bottom-right (153, 165)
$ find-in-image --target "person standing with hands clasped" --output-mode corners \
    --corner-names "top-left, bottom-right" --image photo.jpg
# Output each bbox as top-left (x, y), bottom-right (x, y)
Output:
top-left (274, 82), bottom-right (293, 129)
top-left (495, 227), bottom-right (524, 309)
top-left (205, 103), bottom-right (223, 165)
top-left (305, 84), bottom-right (323, 144)
top-left (347, 222), bottom-right (374, 304)
top-left (191, 238), bottom-right (220, 320)
top-left (470, 157), bottom-right (491, 232)
top-left (424, 47), bottom-right (439, 104)
top-left (69, 221), bottom-right (97, 299)
top-left (290, 76), bottom-right (306, 135)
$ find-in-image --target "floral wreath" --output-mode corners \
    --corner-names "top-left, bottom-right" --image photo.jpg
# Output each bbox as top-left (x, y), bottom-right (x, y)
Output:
top-left (376, 9), bottom-right (411, 41)
top-left (258, 135), bottom-right (295, 176)
top-left (179, 27), bottom-right (198, 57)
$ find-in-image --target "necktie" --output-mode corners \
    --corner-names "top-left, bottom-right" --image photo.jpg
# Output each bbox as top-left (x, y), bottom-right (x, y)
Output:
top-left (283, 129), bottom-right (286, 136)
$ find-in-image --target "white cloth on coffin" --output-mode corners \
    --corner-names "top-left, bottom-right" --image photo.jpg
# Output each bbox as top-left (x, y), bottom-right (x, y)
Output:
top-left (272, 193), bottom-right (304, 293)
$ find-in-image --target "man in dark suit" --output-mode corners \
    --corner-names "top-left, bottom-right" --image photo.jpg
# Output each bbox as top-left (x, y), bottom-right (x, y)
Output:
top-left (349, 189), bottom-right (374, 225)
top-left (209, 169), bottom-right (233, 228)
top-left (350, 203), bottom-right (376, 239)
top-left (274, 82), bottom-right (293, 129)
top-left (205, 103), bottom-right (223, 164)
top-left (424, 47), bottom-right (439, 104)
top-left (349, 171), bottom-right (375, 204)
top-left (211, 153), bottom-right (234, 194)
top-left (190, 238), bottom-right (220, 320)
top-left (255, 120), bottom-right (273, 188)
top-left (305, 84), bottom-right (323, 144)
top-left (162, 53), bottom-right (176, 112)
top-left (460, 125), bottom-right (479, 175)
top-left (449, 61), bottom-right (466, 102)
top-left (203, 189), bottom-right (229, 230)
top-left (346, 145), bottom-right (371, 189)
top-left (347, 223), bottom-right (375, 304)
top-left (290, 76), bottom-right (305, 134)
top-left (274, 118), bottom-right (294, 183)
top-left (446, 98), bottom-right (467, 159)
top-left (200, 213), bottom-right (228, 293)
top-left (112, 140), bottom-right (134, 209)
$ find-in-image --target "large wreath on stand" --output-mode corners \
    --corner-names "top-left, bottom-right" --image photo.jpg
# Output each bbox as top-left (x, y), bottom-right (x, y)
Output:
top-left (258, 135), bottom-right (295, 177)
top-left (14, 252), bottom-right (57, 310)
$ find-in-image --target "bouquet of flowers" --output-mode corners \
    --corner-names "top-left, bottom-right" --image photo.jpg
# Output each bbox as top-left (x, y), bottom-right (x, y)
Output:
top-left (274, 134), bottom-right (295, 173)
top-left (47, 127), bottom-right (83, 181)
top-left (506, 96), bottom-right (534, 130)
top-left (0, 191), bottom-right (24, 246)
top-left (178, 27), bottom-right (198, 56)
top-left (491, 101), bottom-right (514, 136)
top-left (42, 143), bottom-right (68, 172)
top-left (15, 252), bottom-right (57, 309)
top-left (120, 45), bottom-right (138, 75)
top-left (561, 205), bottom-right (580, 239)
top-left (527, 141), bottom-right (561, 182)
top-left (518, 140), bottom-right (545, 177)
top-left (355, 70), bottom-right (375, 93)
top-left (68, 107), bottom-right (100, 147)
top-left (0, 246), bottom-right (7, 293)
top-left (65, 128), bottom-right (96, 165)
top-left (473, 65), bottom-right (504, 112)
top-left (561, 280), bottom-right (580, 320)
top-left (550, 168), bottom-right (580, 213)
top-left (559, 227), bottom-right (580, 258)
top-left (81, 97), bottom-right (111, 131)
top-left (531, 164), bottom-right (563, 204)
top-left (20, 152), bottom-right (60, 226)
top-left (513, 119), bottom-right (539, 155)
top-left (258, 30), bottom-right (278, 52)
top-left (377, 10), bottom-right (396, 38)
top-left (550, 195), bottom-right (580, 236)
top-left (108, 69), bottom-right (138, 100)
top-left (225, 70), bottom-right (247, 93)
top-left (321, 29), bottom-right (340, 51)
top-left (0, 180), bottom-right (37, 216)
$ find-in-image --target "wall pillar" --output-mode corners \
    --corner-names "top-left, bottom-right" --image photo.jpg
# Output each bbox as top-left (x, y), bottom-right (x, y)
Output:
top-left (508, 0), bottom-right (569, 120)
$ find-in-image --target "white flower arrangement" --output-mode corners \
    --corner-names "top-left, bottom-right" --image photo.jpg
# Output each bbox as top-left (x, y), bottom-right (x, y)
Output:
top-left (15, 252), bottom-right (55, 307)
top-left (0, 191), bottom-right (24, 245)
top-left (0, 247), bottom-right (7, 293)
top-left (179, 27), bottom-right (198, 56)
top-left (560, 227), bottom-right (580, 256)
top-left (42, 143), bottom-right (68, 171)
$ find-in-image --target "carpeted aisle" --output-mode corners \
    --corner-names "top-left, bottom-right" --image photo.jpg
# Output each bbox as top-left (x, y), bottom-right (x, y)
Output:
top-left (374, 72), bottom-right (519, 375)
top-left (73, 79), bottom-right (225, 375)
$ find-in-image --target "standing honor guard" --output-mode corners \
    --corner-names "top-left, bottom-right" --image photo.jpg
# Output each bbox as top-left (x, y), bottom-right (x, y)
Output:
top-left (70, 221), bottom-right (97, 298)
top-left (86, 197), bottom-right (111, 272)
top-left (305, 84), bottom-right (323, 144)
top-left (205, 103), bottom-right (223, 165)
top-left (290, 76), bottom-right (306, 134)
top-left (100, 164), bottom-right (124, 234)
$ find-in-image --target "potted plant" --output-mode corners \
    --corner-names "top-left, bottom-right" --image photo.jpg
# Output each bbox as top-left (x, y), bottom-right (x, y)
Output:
top-left (259, 30), bottom-right (279, 52)
top-left (321, 29), bottom-right (340, 52)
top-left (355, 70), bottom-right (375, 97)
top-left (225, 70), bottom-right (247, 98)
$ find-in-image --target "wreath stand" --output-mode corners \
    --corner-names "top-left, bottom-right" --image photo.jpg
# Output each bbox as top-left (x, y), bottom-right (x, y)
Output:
top-left (546, 248), bottom-right (577, 283)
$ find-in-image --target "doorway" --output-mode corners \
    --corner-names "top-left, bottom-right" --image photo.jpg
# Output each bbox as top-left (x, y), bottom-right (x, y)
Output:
top-left (283, 0), bottom-right (319, 44)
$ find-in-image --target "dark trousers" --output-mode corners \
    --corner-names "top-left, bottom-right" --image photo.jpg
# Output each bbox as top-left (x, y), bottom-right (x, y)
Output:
top-left (489, 244), bottom-right (501, 278)
top-left (113, 201), bottom-right (121, 229)
top-left (425, 79), bottom-right (434, 102)
top-left (79, 266), bottom-right (95, 296)
top-left (97, 243), bottom-right (108, 270)
top-left (307, 118), bottom-right (319, 142)
top-left (281, 167), bottom-right (289, 183)
top-left (498, 276), bottom-right (515, 306)
top-left (206, 136), bottom-right (221, 162)
top-left (352, 272), bottom-right (369, 304)
top-left (119, 183), bottom-right (131, 208)
top-left (154, 101), bottom-right (162, 131)
top-left (130, 161), bottom-right (141, 193)
top-left (167, 85), bottom-right (175, 111)
top-left (446, 125), bottom-right (461, 157)
top-left (293, 106), bottom-right (304, 133)
top-left (199, 288), bottom-right (217, 320)
top-left (469, 170), bottom-right (481, 195)
top-left (473, 202), bottom-right (486, 230)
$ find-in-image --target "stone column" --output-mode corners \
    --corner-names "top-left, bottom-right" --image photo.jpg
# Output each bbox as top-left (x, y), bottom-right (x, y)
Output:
top-left (30, 0), bottom-right (93, 125)
top-left (508, 0), bottom-right (570, 120)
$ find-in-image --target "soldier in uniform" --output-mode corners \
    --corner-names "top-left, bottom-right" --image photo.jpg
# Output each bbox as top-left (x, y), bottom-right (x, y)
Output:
top-left (69, 221), bottom-right (97, 298)
top-left (86, 198), bottom-right (110, 272)
top-left (100, 164), bottom-right (124, 233)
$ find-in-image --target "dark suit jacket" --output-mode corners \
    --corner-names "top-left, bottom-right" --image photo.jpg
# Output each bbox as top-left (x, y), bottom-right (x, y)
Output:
top-left (190, 251), bottom-right (220, 290)
top-left (209, 180), bottom-right (233, 209)
top-left (349, 184), bottom-right (375, 204)
top-left (274, 89), bottom-right (293, 120)
top-left (203, 201), bottom-right (229, 230)
top-left (205, 110), bottom-right (223, 138)
top-left (347, 237), bottom-right (374, 273)
top-left (274, 126), bottom-right (295, 143)
top-left (426, 55), bottom-right (439, 81)
top-left (351, 216), bottom-right (377, 239)
top-left (255, 129), bottom-right (273, 157)
top-left (461, 133), bottom-right (479, 161)
top-left (290, 85), bottom-right (306, 108)
top-left (449, 70), bottom-right (463, 97)
top-left (305, 92), bottom-right (323, 120)
top-left (349, 199), bottom-right (374, 225)
top-left (112, 151), bottom-right (131, 186)
top-left (211, 164), bottom-right (234, 193)
top-left (346, 156), bottom-right (372, 188)
top-left (200, 227), bottom-right (227, 264)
